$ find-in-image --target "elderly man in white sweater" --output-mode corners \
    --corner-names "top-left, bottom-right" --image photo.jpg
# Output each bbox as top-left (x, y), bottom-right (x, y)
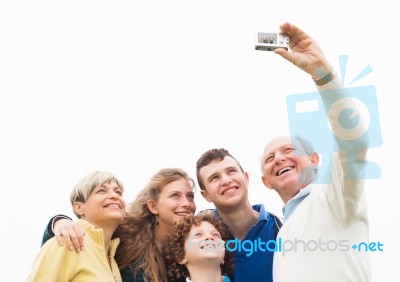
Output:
top-left (261, 22), bottom-right (371, 282)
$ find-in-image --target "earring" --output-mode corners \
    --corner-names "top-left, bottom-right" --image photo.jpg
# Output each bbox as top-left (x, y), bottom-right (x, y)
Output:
top-left (154, 216), bottom-right (159, 225)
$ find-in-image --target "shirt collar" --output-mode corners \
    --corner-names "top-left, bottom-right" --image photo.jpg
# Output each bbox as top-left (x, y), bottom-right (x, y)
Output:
top-left (213, 204), bottom-right (267, 222)
top-left (282, 185), bottom-right (313, 221)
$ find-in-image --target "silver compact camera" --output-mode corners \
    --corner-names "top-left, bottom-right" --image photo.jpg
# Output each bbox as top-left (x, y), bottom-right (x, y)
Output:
top-left (255, 32), bottom-right (289, 51)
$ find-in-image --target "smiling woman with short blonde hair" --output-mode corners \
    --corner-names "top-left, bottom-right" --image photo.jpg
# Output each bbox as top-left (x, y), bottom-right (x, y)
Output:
top-left (27, 171), bottom-right (126, 282)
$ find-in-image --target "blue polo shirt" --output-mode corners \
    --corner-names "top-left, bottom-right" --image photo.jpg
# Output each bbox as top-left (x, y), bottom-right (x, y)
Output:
top-left (214, 204), bottom-right (277, 282)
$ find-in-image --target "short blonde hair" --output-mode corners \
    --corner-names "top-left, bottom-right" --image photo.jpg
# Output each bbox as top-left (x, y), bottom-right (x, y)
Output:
top-left (70, 171), bottom-right (124, 206)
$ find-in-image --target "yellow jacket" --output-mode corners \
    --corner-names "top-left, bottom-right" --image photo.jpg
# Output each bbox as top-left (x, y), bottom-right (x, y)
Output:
top-left (27, 219), bottom-right (121, 282)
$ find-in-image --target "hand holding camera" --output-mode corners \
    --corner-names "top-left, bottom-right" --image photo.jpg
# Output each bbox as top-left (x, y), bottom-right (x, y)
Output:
top-left (256, 23), bottom-right (333, 79)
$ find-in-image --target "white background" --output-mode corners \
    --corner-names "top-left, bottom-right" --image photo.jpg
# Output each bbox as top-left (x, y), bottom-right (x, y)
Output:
top-left (1, 0), bottom-right (399, 281)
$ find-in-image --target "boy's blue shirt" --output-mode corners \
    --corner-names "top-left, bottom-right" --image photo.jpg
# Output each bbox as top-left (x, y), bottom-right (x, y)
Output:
top-left (214, 204), bottom-right (278, 282)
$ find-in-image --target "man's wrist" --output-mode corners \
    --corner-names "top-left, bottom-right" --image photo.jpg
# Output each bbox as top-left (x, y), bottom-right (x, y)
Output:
top-left (313, 69), bottom-right (336, 86)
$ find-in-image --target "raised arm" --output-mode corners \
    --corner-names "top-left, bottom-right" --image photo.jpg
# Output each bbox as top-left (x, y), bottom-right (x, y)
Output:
top-left (275, 22), bottom-right (369, 220)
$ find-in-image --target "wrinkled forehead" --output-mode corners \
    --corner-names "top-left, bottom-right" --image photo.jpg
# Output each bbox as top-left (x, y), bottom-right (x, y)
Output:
top-left (263, 135), bottom-right (293, 154)
top-left (263, 135), bottom-right (308, 156)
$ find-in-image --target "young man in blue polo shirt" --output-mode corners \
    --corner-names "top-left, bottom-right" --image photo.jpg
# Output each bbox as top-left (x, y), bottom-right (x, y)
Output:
top-left (196, 148), bottom-right (281, 282)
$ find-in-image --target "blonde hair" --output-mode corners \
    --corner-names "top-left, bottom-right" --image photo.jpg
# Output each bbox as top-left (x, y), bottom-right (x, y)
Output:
top-left (115, 168), bottom-right (195, 282)
top-left (70, 171), bottom-right (124, 217)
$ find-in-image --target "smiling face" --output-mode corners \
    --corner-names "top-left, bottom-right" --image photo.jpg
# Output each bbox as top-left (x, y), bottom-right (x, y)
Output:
top-left (149, 178), bottom-right (196, 228)
top-left (181, 221), bottom-right (225, 266)
top-left (73, 180), bottom-right (126, 229)
top-left (165, 213), bottom-right (234, 281)
top-left (199, 156), bottom-right (249, 209)
top-left (261, 136), bottom-right (319, 203)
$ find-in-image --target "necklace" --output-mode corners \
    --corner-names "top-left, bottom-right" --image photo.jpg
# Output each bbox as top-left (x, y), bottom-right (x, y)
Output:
top-left (109, 254), bottom-right (119, 282)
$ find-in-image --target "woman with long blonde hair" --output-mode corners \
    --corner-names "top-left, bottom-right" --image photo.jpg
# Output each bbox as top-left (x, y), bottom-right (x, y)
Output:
top-left (115, 168), bottom-right (196, 282)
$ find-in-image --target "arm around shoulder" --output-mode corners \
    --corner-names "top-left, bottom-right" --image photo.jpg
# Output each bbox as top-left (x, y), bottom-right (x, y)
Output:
top-left (41, 214), bottom-right (72, 246)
